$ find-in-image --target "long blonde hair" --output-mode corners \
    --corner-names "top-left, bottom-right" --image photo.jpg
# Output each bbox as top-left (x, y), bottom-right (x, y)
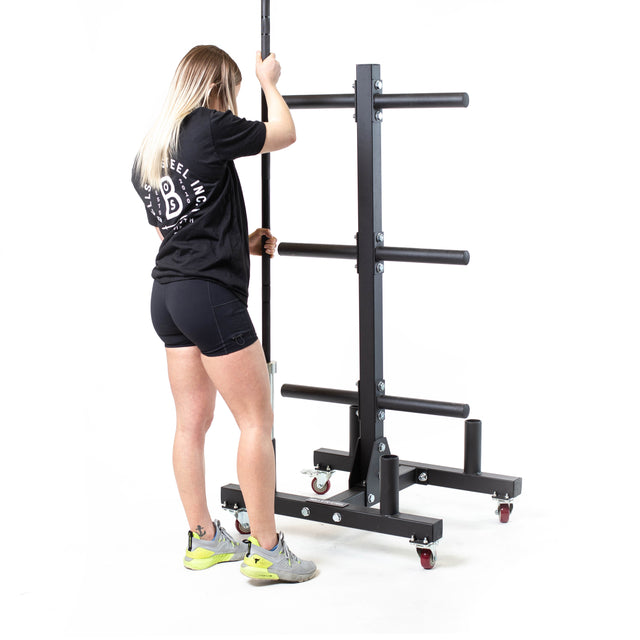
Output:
top-left (134, 45), bottom-right (242, 190)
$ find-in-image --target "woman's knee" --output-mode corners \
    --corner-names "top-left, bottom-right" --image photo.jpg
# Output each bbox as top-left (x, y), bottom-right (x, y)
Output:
top-left (176, 405), bottom-right (215, 438)
top-left (237, 407), bottom-right (274, 436)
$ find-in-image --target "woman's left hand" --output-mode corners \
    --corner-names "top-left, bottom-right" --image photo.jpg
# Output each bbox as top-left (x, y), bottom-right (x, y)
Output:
top-left (249, 228), bottom-right (277, 258)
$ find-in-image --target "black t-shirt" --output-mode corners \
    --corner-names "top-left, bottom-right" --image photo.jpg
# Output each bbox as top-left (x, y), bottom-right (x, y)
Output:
top-left (131, 108), bottom-right (266, 306)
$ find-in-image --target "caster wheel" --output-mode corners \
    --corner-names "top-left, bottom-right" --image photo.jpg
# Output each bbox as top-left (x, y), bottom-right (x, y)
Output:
top-left (235, 519), bottom-right (251, 535)
top-left (498, 503), bottom-right (510, 523)
top-left (311, 477), bottom-right (331, 495)
top-left (417, 548), bottom-right (436, 570)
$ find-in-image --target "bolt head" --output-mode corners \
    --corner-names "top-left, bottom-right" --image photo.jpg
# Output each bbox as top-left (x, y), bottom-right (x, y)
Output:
top-left (376, 262), bottom-right (384, 273)
top-left (376, 232), bottom-right (384, 243)
top-left (377, 410), bottom-right (386, 421)
top-left (378, 442), bottom-right (386, 453)
top-left (301, 507), bottom-right (310, 517)
top-left (377, 380), bottom-right (385, 392)
top-left (375, 111), bottom-right (383, 121)
top-left (374, 80), bottom-right (383, 90)
top-left (368, 493), bottom-right (375, 504)
top-left (418, 472), bottom-right (428, 482)
top-left (332, 512), bottom-right (342, 523)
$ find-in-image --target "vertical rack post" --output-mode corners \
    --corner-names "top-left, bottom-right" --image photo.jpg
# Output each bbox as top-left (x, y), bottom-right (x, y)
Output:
top-left (355, 64), bottom-right (385, 502)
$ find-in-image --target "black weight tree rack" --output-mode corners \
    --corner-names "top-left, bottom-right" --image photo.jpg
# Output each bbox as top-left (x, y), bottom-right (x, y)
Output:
top-left (221, 1), bottom-right (522, 569)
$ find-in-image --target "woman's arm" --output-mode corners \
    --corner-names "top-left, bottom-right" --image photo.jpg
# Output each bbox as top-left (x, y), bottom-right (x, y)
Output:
top-left (256, 52), bottom-right (296, 154)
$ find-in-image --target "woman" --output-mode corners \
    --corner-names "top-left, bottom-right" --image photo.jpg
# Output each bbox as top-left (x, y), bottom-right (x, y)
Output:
top-left (131, 45), bottom-right (317, 583)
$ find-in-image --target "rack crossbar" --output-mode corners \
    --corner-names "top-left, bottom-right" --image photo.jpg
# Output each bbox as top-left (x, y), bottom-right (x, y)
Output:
top-left (278, 242), bottom-right (470, 265)
top-left (281, 383), bottom-right (469, 419)
top-left (283, 92), bottom-right (469, 110)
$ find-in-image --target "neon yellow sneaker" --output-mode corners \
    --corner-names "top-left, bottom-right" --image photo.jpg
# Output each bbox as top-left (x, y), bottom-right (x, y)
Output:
top-left (240, 532), bottom-right (317, 582)
top-left (183, 519), bottom-right (247, 570)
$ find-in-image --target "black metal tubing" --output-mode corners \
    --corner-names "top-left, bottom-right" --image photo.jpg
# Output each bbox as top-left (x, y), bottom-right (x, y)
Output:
top-left (356, 64), bottom-right (385, 497)
top-left (278, 242), bottom-right (356, 259)
top-left (284, 94), bottom-right (355, 109)
top-left (281, 383), bottom-right (357, 405)
top-left (307, 447), bottom-right (521, 499)
top-left (221, 483), bottom-right (443, 542)
top-left (278, 242), bottom-right (470, 265)
top-left (261, 0), bottom-right (271, 362)
top-left (380, 455), bottom-right (400, 516)
top-left (281, 383), bottom-right (469, 419)
top-left (377, 247), bottom-right (470, 266)
top-left (379, 395), bottom-right (470, 419)
top-left (410, 462), bottom-right (523, 498)
top-left (282, 92), bottom-right (469, 110)
top-left (375, 93), bottom-right (469, 109)
top-left (464, 419), bottom-right (482, 475)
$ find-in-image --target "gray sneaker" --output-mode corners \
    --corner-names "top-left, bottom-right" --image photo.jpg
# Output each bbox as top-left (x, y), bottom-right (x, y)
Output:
top-left (240, 532), bottom-right (317, 582)
top-left (183, 519), bottom-right (248, 570)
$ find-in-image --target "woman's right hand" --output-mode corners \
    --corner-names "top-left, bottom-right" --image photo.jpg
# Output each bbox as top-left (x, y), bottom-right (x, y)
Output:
top-left (256, 52), bottom-right (281, 88)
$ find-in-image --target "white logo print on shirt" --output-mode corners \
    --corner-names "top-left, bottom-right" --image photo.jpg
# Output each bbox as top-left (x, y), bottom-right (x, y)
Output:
top-left (143, 160), bottom-right (208, 233)
top-left (160, 176), bottom-right (183, 220)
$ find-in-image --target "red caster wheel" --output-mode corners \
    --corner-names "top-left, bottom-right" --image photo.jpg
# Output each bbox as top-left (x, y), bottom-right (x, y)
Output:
top-left (235, 519), bottom-right (251, 535)
top-left (498, 503), bottom-right (511, 523)
top-left (417, 548), bottom-right (436, 570)
top-left (311, 477), bottom-right (331, 495)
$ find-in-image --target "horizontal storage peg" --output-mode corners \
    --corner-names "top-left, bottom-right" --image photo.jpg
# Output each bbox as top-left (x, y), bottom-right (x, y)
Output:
top-left (378, 395), bottom-right (470, 419)
top-left (376, 247), bottom-right (470, 265)
top-left (374, 93), bottom-right (469, 109)
top-left (282, 384), bottom-right (357, 405)
top-left (283, 92), bottom-right (468, 110)
top-left (278, 243), bottom-right (356, 259)
top-left (284, 94), bottom-right (354, 109)
top-left (281, 384), bottom-right (469, 419)
top-left (278, 243), bottom-right (469, 265)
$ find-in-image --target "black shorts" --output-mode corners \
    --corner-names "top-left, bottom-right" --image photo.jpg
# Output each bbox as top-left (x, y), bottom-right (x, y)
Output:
top-left (150, 279), bottom-right (259, 357)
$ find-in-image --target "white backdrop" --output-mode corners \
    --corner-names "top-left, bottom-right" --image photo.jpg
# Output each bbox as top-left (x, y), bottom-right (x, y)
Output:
top-left (1, 1), bottom-right (638, 638)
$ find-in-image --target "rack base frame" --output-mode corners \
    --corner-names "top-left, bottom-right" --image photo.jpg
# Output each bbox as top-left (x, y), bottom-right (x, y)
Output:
top-left (221, 439), bottom-right (521, 549)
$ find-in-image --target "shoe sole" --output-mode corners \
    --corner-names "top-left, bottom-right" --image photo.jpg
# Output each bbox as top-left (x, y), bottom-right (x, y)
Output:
top-left (183, 553), bottom-right (236, 570)
top-left (240, 563), bottom-right (317, 583)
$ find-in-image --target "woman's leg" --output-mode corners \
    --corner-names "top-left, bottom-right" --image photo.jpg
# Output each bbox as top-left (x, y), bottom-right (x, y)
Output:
top-left (199, 340), bottom-right (278, 550)
top-left (166, 345), bottom-right (218, 540)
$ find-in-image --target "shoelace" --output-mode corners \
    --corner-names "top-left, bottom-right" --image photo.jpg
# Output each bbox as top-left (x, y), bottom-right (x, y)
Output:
top-left (279, 534), bottom-right (301, 566)
top-left (214, 521), bottom-right (239, 547)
